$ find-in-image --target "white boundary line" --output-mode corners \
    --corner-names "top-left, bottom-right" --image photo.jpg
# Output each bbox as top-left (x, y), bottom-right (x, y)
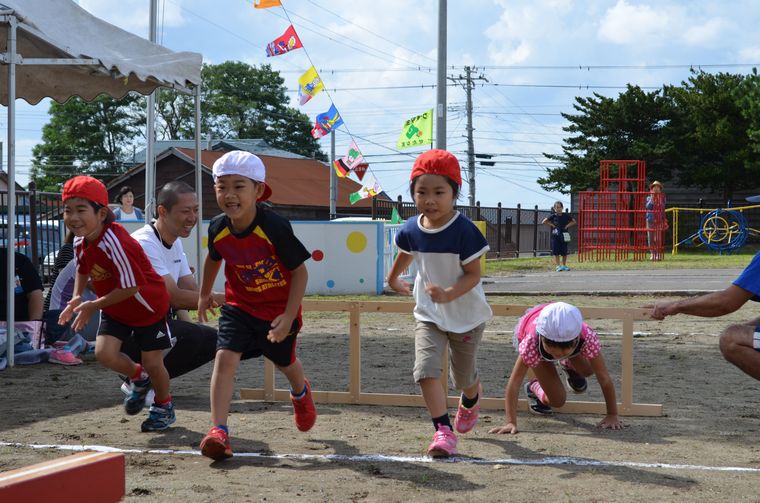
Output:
top-left (2, 442), bottom-right (759, 473)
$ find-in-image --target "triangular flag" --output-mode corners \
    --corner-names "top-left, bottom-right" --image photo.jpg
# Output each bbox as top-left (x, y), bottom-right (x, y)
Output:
top-left (266, 25), bottom-right (303, 57)
top-left (332, 140), bottom-right (364, 177)
top-left (349, 173), bottom-right (382, 204)
top-left (298, 66), bottom-right (324, 106)
top-left (254, 0), bottom-right (281, 8)
top-left (390, 207), bottom-right (403, 224)
top-left (311, 104), bottom-right (344, 139)
top-left (396, 108), bottom-right (433, 149)
top-left (352, 162), bottom-right (368, 181)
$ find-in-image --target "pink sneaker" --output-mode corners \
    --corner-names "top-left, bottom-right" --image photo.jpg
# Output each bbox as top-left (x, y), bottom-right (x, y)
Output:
top-left (427, 425), bottom-right (457, 458)
top-left (454, 385), bottom-right (482, 434)
top-left (49, 349), bottom-right (82, 366)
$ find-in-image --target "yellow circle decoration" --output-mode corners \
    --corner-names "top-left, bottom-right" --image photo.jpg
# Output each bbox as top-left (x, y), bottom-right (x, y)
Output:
top-left (346, 231), bottom-right (367, 253)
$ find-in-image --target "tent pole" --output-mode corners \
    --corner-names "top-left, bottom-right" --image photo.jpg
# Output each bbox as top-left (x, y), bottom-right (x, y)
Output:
top-left (144, 0), bottom-right (158, 218)
top-left (5, 13), bottom-right (17, 366)
top-left (194, 84), bottom-right (203, 282)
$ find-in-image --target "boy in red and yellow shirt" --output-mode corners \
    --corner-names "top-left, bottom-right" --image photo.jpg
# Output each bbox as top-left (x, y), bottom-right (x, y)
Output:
top-left (58, 176), bottom-right (175, 432)
top-left (198, 151), bottom-right (315, 461)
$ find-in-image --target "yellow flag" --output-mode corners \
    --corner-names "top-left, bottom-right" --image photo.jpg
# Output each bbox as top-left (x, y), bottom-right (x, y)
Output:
top-left (298, 66), bottom-right (324, 105)
top-left (396, 109), bottom-right (433, 149)
top-left (254, 0), bottom-right (282, 8)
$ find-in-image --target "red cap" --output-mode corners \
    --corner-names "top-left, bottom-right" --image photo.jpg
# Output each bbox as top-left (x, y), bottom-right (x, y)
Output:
top-left (62, 176), bottom-right (116, 223)
top-left (410, 149), bottom-right (461, 186)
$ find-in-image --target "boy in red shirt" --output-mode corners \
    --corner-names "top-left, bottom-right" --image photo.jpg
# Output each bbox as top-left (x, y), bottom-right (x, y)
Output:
top-left (58, 176), bottom-right (175, 432)
top-left (198, 151), bottom-right (315, 461)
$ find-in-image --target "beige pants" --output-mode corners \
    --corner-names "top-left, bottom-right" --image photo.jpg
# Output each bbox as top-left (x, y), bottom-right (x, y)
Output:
top-left (413, 320), bottom-right (485, 390)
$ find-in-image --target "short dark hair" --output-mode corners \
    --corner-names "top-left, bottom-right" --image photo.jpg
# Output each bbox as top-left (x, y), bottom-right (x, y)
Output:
top-left (409, 176), bottom-right (460, 199)
top-left (115, 185), bottom-right (134, 204)
top-left (156, 181), bottom-right (196, 216)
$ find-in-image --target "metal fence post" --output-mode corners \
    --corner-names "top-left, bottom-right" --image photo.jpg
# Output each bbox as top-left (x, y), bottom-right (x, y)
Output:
top-left (533, 204), bottom-right (539, 257)
top-left (516, 203), bottom-right (521, 258)
top-left (496, 202), bottom-right (502, 258)
top-left (28, 182), bottom-right (39, 267)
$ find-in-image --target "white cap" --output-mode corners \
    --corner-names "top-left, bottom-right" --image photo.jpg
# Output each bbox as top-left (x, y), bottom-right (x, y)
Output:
top-left (536, 302), bottom-right (583, 342)
top-left (212, 150), bottom-right (272, 201)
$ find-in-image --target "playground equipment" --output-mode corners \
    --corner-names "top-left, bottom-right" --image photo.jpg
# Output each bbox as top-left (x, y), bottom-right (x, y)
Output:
top-left (578, 160), bottom-right (662, 262)
top-left (240, 300), bottom-right (662, 417)
top-left (671, 205), bottom-right (760, 254)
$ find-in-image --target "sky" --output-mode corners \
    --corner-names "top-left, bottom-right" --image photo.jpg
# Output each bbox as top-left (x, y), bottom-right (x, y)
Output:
top-left (3, 0), bottom-right (759, 209)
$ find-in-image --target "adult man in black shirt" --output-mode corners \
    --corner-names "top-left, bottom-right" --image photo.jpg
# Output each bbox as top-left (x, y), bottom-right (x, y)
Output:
top-left (1, 247), bottom-right (44, 322)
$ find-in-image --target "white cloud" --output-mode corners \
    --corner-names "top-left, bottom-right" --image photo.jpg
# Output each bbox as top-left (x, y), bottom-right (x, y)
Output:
top-left (683, 18), bottom-right (730, 46)
top-left (78, 0), bottom-right (185, 35)
top-left (738, 46), bottom-right (760, 62)
top-left (598, 0), bottom-right (671, 46)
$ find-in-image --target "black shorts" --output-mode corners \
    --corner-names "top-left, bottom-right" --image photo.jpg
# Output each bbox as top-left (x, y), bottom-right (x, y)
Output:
top-left (98, 312), bottom-right (172, 353)
top-left (217, 304), bottom-right (300, 367)
top-left (550, 234), bottom-right (568, 257)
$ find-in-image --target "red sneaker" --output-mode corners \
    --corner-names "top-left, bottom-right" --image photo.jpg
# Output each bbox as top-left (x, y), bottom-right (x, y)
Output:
top-left (291, 378), bottom-right (317, 432)
top-left (200, 427), bottom-right (233, 461)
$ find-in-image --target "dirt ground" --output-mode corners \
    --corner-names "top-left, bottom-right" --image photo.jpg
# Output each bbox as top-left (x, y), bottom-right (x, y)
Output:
top-left (1, 293), bottom-right (760, 502)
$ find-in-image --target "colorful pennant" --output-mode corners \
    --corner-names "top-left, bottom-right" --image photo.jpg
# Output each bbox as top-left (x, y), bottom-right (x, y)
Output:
top-left (254, 0), bottom-right (282, 8)
top-left (396, 108), bottom-right (433, 149)
top-left (349, 173), bottom-right (383, 204)
top-left (332, 140), bottom-right (364, 177)
top-left (266, 25), bottom-right (303, 57)
top-left (298, 66), bottom-right (324, 106)
top-left (311, 104), bottom-right (344, 139)
top-left (352, 162), bottom-right (368, 181)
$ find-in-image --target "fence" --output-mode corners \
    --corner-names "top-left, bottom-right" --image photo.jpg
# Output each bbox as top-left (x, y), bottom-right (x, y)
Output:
top-left (240, 300), bottom-right (662, 417)
top-left (0, 183), bottom-right (66, 282)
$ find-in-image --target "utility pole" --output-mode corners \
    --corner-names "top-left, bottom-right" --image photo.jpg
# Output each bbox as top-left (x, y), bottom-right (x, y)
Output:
top-left (435, 0), bottom-right (447, 150)
top-left (451, 66), bottom-right (487, 206)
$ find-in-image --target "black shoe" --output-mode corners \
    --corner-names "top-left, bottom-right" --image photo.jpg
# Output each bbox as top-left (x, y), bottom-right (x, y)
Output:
top-left (124, 377), bottom-right (151, 416)
top-left (525, 381), bottom-right (552, 415)
top-left (561, 365), bottom-right (588, 393)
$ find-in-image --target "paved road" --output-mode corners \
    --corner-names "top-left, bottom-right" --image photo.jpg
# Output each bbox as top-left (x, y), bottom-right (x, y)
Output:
top-left (482, 268), bottom-right (743, 296)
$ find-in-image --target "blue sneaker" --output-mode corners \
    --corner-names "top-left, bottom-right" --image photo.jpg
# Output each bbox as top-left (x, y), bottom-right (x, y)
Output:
top-left (141, 403), bottom-right (176, 432)
top-left (124, 376), bottom-right (151, 416)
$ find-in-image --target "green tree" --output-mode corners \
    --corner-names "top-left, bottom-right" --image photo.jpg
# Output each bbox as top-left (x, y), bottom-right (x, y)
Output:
top-left (665, 71), bottom-right (759, 201)
top-left (30, 94), bottom-right (145, 191)
top-left (156, 61), bottom-right (325, 160)
top-left (736, 68), bottom-right (760, 154)
top-left (539, 85), bottom-right (673, 194)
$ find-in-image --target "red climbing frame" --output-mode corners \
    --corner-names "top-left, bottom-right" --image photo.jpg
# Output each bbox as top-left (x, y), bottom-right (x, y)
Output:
top-left (578, 160), bottom-right (654, 262)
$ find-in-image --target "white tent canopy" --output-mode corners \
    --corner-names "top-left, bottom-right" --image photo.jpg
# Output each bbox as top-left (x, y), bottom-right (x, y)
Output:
top-left (0, 0), bottom-right (201, 104)
top-left (1, 0), bottom-right (203, 366)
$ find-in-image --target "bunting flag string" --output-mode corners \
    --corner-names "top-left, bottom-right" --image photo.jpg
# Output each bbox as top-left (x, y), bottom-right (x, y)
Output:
top-left (266, 25), bottom-right (303, 57)
top-left (255, 5), bottom-right (389, 203)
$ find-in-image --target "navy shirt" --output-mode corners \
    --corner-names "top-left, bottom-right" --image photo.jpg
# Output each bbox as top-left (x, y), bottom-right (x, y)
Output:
top-left (0, 248), bottom-right (44, 321)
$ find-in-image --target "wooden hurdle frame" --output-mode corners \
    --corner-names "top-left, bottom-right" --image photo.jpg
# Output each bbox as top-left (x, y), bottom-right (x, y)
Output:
top-left (0, 452), bottom-right (125, 502)
top-left (240, 301), bottom-right (662, 416)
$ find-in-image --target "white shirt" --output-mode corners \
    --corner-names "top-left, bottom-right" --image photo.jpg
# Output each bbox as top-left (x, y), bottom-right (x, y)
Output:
top-left (395, 212), bottom-right (492, 333)
top-left (131, 224), bottom-right (191, 282)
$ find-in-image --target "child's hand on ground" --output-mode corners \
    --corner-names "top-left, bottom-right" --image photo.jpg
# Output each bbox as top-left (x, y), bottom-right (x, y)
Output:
top-left (198, 294), bottom-right (219, 323)
top-left (425, 284), bottom-right (450, 303)
top-left (71, 301), bottom-right (96, 332)
top-left (597, 414), bottom-right (624, 430)
top-left (488, 423), bottom-right (518, 435)
top-left (267, 314), bottom-right (294, 343)
top-left (58, 296), bottom-right (82, 325)
top-left (387, 277), bottom-right (412, 295)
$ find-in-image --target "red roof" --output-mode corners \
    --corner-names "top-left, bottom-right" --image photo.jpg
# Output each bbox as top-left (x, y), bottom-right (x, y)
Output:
top-left (176, 148), bottom-right (382, 207)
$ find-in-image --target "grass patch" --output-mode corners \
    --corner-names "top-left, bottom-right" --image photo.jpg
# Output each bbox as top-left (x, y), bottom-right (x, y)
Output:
top-left (485, 246), bottom-right (758, 274)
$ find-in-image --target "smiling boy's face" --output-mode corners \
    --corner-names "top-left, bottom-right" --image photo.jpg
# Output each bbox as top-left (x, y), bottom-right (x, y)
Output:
top-left (214, 174), bottom-right (265, 229)
top-left (63, 197), bottom-right (107, 242)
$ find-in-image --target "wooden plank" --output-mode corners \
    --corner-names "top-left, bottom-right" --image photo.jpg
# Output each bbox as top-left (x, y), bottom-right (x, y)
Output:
top-left (238, 388), bottom-right (661, 416)
top-left (621, 316), bottom-right (635, 411)
top-left (264, 358), bottom-right (275, 401)
top-left (349, 306), bottom-right (361, 402)
top-left (0, 452), bottom-right (124, 503)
